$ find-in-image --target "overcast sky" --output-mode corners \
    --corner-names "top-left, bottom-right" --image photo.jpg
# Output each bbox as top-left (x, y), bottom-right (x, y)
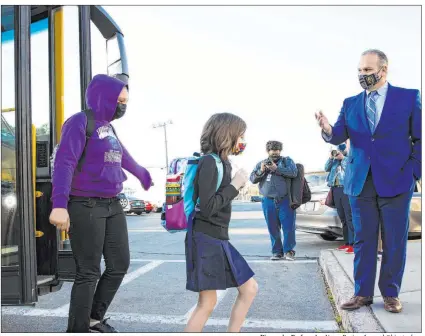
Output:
top-left (2, 5), bottom-right (421, 203)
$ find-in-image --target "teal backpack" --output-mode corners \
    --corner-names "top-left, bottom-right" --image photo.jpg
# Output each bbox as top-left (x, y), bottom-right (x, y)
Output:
top-left (161, 153), bottom-right (223, 233)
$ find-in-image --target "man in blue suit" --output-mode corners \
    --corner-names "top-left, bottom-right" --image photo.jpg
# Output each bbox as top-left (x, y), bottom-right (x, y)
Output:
top-left (315, 49), bottom-right (421, 313)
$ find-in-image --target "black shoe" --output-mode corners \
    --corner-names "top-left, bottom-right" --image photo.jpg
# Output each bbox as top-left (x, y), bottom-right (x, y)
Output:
top-left (284, 250), bottom-right (296, 261)
top-left (89, 318), bottom-right (118, 333)
top-left (270, 253), bottom-right (283, 260)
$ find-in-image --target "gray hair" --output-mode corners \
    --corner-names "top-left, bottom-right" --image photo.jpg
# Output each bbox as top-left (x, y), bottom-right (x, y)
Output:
top-left (361, 49), bottom-right (388, 67)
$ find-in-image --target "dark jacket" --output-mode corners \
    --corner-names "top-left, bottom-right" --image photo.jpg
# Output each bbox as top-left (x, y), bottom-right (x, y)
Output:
top-left (286, 163), bottom-right (310, 209)
top-left (193, 155), bottom-right (239, 240)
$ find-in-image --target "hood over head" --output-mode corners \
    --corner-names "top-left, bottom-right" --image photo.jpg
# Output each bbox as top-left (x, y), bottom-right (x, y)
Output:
top-left (86, 74), bottom-right (127, 122)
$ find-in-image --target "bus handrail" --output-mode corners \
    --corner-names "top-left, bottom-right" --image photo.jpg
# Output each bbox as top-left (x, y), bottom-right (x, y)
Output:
top-left (1, 107), bottom-right (15, 113)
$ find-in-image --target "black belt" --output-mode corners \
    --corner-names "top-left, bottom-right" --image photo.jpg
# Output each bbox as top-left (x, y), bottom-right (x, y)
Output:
top-left (265, 196), bottom-right (286, 201)
top-left (332, 185), bottom-right (344, 188)
top-left (69, 195), bottom-right (119, 203)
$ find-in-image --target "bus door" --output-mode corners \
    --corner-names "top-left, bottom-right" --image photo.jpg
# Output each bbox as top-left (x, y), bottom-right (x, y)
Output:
top-left (1, 5), bottom-right (129, 305)
top-left (1, 5), bottom-right (38, 305)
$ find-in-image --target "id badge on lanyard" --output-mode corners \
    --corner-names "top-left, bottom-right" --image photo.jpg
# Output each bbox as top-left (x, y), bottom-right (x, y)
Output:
top-left (267, 173), bottom-right (272, 182)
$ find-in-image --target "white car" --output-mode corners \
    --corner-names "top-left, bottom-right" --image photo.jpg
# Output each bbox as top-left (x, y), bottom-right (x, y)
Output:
top-left (296, 173), bottom-right (422, 240)
top-left (117, 193), bottom-right (146, 215)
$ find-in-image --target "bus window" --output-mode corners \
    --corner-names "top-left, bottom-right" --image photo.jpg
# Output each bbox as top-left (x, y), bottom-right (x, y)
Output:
top-left (63, 6), bottom-right (82, 120)
top-left (91, 20), bottom-right (108, 77)
top-left (106, 35), bottom-right (122, 76)
top-left (1, 6), bottom-right (20, 268)
top-left (31, 18), bottom-right (50, 135)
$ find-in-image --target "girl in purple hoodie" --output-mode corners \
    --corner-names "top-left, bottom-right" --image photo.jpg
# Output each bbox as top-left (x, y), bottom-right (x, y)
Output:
top-left (49, 74), bottom-right (152, 333)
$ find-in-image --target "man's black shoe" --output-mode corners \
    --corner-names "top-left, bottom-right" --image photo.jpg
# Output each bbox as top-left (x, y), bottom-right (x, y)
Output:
top-left (89, 318), bottom-right (118, 333)
top-left (270, 253), bottom-right (283, 260)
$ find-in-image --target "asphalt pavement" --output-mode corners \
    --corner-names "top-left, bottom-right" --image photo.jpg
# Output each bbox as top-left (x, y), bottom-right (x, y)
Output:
top-left (1, 201), bottom-right (342, 333)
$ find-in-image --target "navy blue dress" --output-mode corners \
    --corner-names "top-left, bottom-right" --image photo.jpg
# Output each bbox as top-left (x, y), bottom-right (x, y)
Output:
top-left (185, 155), bottom-right (255, 292)
top-left (185, 229), bottom-right (255, 292)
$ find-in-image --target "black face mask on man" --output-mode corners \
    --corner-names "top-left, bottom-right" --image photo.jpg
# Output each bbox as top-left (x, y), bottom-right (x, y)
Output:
top-left (358, 67), bottom-right (383, 90)
top-left (112, 103), bottom-right (127, 120)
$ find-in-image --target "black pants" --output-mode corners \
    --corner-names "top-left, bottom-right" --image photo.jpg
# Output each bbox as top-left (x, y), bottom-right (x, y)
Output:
top-left (332, 186), bottom-right (354, 245)
top-left (67, 196), bottom-right (130, 332)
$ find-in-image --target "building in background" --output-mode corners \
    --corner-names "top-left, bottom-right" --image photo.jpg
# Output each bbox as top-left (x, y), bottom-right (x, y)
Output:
top-left (122, 186), bottom-right (137, 197)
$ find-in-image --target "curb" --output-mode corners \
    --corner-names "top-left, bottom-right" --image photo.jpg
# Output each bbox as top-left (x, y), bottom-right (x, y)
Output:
top-left (319, 250), bottom-right (385, 333)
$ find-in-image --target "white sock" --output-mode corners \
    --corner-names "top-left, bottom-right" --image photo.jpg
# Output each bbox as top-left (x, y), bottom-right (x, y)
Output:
top-left (90, 319), bottom-right (101, 327)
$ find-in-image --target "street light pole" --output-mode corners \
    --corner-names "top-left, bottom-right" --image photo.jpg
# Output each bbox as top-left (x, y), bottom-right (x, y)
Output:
top-left (163, 124), bottom-right (169, 169)
top-left (153, 120), bottom-right (173, 170)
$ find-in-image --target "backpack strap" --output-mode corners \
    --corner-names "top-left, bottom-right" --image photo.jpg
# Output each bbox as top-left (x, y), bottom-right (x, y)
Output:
top-left (209, 153), bottom-right (224, 190)
top-left (187, 153), bottom-right (223, 273)
top-left (192, 153), bottom-right (223, 205)
top-left (110, 123), bottom-right (118, 140)
top-left (76, 109), bottom-right (95, 172)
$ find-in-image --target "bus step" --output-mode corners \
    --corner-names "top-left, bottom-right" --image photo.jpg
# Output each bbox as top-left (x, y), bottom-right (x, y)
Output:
top-left (36, 275), bottom-right (55, 286)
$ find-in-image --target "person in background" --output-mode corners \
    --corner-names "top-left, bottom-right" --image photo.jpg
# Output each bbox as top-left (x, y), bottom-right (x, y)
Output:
top-left (185, 112), bottom-right (258, 333)
top-left (250, 141), bottom-right (298, 261)
top-left (49, 74), bottom-right (152, 332)
top-left (325, 142), bottom-right (355, 254)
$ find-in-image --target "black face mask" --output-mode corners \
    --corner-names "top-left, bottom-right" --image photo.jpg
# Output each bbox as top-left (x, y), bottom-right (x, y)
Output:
top-left (358, 68), bottom-right (382, 90)
top-left (112, 103), bottom-right (127, 120)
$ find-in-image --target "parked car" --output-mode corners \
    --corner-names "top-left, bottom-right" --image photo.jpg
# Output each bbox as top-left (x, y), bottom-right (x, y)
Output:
top-left (296, 173), bottom-right (421, 240)
top-left (153, 200), bottom-right (164, 213)
top-left (144, 201), bottom-right (153, 214)
top-left (409, 180), bottom-right (422, 237)
top-left (117, 193), bottom-right (130, 211)
top-left (117, 193), bottom-right (146, 215)
top-left (250, 195), bottom-right (263, 202)
top-left (127, 196), bottom-right (146, 215)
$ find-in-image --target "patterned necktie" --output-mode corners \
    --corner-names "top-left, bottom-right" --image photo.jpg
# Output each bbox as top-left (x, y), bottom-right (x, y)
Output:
top-left (366, 91), bottom-right (379, 133)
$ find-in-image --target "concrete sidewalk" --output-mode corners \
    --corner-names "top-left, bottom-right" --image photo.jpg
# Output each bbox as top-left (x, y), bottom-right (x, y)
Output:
top-left (320, 240), bottom-right (422, 333)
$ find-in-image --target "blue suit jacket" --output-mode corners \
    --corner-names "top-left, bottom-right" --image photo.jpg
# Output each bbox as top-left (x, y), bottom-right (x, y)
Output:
top-left (323, 83), bottom-right (421, 197)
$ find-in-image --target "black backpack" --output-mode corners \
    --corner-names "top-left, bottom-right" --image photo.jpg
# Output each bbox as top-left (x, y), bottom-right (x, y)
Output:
top-left (51, 109), bottom-right (96, 174)
top-left (301, 177), bottom-right (311, 204)
top-left (283, 160), bottom-right (312, 209)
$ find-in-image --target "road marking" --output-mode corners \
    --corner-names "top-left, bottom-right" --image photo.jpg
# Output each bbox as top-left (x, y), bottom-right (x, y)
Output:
top-left (51, 257), bottom-right (318, 313)
top-left (230, 211), bottom-right (265, 219)
top-left (53, 261), bottom-right (164, 314)
top-left (183, 289), bottom-right (228, 321)
top-left (128, 259), bottom-right (317, 264)
top-left (14, 259), bottom-right (318, 318)
top-left (128, 228), bottom-right (313, 235)
top-left (0, 307), bottom-right (338, 331)
top-left (121, 260), bottom-right (164, 286)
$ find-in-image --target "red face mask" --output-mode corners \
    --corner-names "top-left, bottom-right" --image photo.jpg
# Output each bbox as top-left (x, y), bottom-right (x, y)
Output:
top-left (233, 139), bottom-right (247, 156)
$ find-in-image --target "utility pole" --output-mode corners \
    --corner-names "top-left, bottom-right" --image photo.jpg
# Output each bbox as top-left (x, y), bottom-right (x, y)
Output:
top-left (153, 120), bottom-right (173, 170)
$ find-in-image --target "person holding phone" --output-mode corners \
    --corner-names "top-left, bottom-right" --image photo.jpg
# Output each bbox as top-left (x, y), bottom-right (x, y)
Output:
top-left (250, 141), bottom-right (298, 261)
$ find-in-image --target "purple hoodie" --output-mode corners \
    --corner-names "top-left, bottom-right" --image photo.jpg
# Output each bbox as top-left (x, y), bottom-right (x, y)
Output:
top-left (51, 74), bottom-right (152, 209)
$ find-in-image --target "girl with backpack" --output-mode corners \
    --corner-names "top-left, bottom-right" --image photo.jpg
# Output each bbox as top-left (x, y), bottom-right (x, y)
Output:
top-left (184, 112), bottom-right (258, 332)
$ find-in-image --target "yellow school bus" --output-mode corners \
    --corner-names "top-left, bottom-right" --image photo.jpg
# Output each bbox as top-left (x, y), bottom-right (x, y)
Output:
top-left (1, 5), bottom-right (129, 305)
